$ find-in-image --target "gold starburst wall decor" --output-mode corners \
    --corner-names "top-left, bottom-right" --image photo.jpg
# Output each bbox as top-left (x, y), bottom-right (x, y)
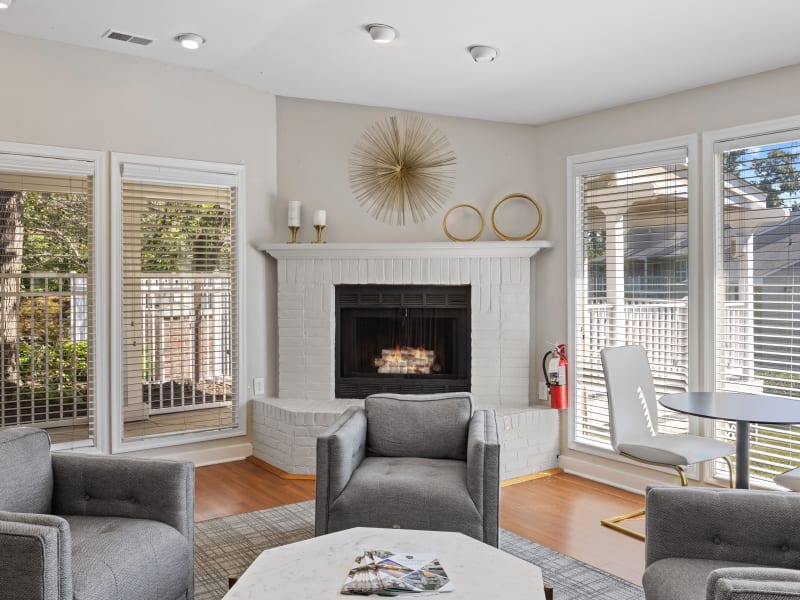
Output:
top-left (349, 115), bottom-right (457, 225)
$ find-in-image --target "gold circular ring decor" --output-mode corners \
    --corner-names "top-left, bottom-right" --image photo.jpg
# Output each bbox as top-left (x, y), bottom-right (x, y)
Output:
top-left (443, 204), bottom-right (485, 242)
top-left (490, 193), bottom-right (542, 241)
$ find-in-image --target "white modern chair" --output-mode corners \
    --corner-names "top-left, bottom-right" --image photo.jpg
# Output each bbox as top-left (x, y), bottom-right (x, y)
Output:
top-left (600, 345), bottom-right (735, 540)
top-left (775, 467), bottom-right (800, 491)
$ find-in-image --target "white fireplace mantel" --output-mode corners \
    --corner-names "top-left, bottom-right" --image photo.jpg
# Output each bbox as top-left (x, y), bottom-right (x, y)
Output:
top-left (258, 240), bottom-right (552, 260)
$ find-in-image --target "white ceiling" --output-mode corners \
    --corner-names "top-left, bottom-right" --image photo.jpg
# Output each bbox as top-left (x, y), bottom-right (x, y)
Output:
top-left (3, 0), bottom-right (800, 125)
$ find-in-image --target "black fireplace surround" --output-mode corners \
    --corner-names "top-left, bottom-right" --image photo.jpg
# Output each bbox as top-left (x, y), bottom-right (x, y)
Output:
top-left (335, 284), bottom-right (471, 399)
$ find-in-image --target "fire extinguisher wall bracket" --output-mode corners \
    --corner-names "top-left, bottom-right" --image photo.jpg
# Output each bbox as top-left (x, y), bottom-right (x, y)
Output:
top-left (542, 344), bottom-right (568, 410)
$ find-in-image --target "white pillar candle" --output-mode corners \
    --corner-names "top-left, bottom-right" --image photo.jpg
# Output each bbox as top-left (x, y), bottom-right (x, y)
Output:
top-left (313, 209), bottom-right (326, 227)
top-left (288, 201), bottom-right (301, 227)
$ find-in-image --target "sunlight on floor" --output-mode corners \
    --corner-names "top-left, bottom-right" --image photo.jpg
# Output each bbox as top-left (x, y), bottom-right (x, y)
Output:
top-left (47, 406), bottom-right (234, 444)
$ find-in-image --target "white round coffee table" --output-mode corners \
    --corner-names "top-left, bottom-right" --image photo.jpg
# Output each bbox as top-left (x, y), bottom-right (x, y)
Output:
top-left (222, 527), bottom-right (546, 599)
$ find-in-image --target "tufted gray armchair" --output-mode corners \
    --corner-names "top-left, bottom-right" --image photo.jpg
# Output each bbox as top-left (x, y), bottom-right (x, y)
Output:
top-left (0, 427), bottom-right (195, 600)
top-left (644, 486), bottom-right (800, 600)
top-left (315, 392), bottom-right (500, 546)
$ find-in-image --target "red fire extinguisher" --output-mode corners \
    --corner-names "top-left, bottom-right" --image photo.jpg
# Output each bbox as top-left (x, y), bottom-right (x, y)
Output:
top-left (542, 344), bottom-right (568, 409)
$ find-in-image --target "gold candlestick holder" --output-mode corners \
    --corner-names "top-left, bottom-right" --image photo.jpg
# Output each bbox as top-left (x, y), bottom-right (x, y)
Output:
top-left (288, 225), bottom-right (300, 243)
top-left (313, 224), bottom-right (326, 244)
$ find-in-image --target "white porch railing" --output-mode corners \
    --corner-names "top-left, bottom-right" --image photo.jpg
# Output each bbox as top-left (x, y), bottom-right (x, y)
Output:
top-left (0, 273), bottom-right (89, 429)
top-left (1, 272), bottom-right (233, 429)
top-left (583, 300), bottom-right (749, 387)
top-left (136, 274), bottom-right (233, 413)
top-left (577, 300), bottom-right (758, 467)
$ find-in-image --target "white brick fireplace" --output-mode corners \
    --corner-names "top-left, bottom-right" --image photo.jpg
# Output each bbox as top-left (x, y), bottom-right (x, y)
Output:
top-left (255, 241), bottom-right (560, 479)
top-left (260, 241), bottom-right (550, 405)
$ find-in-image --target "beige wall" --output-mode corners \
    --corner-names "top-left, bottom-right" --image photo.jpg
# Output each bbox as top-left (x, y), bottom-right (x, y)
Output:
top-left (275, 97), bottom-right (538, 243)
top-left (533, 63), bottom-right (800, 489)
top-left (0, 32), bottom-right (278, 460)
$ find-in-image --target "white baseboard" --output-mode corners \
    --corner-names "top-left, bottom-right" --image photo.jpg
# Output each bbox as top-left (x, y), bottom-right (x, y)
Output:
top-left (558, 454), bottom-right (655, 496)
top-left (127, 441), bottom-right (253, 466)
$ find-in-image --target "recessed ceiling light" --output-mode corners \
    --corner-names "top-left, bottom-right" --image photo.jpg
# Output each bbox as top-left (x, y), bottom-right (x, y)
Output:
top-left (0, 0), bottom-right (14, 10)
top-left (175, 33), bottom-right (205, 50)
top-left (469, 45), bottom-right (498, 63)
top-left (367, 24), bottom-right (397, 43)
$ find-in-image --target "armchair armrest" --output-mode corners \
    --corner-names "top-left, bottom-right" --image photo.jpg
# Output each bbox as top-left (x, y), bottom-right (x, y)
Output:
top-left (466, 409), bottom-right (500, 547)
top-left (0, 511), bottom-right (72, 600)
top-left (708, 567), bottom-right (800, 600)
top-left (646, 487), bottom-right (800, 568)
top-left (315, 407), bottom-right (367, 535)
top-left (51, 453), bottom-right (194, 542)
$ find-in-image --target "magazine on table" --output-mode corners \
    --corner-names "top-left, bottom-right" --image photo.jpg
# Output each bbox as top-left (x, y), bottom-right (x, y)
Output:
top-left (340, 549), bottom-right (455, 595)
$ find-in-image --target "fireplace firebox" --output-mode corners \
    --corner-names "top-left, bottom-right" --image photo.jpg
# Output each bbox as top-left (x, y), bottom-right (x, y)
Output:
top-left (335, 285), bottom-right (471, 399)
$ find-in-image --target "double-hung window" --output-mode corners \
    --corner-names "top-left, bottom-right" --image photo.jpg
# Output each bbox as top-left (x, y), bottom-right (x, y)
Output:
top-left (111, 154), bottom-right (245, 451)
top-left (570, 122), bottom-right (800, 487)
top-left (707, 119), bottom-right (800, 484)
top-left (568, 138), bottom-right (695, 453)
top-left (0, 146), bottom-right (246, 453)
top-left (0, 143), bottom-right (104, 450)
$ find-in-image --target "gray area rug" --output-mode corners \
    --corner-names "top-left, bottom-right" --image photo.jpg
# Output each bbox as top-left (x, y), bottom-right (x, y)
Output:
top-left (194, 500), bottom-right (644, 600)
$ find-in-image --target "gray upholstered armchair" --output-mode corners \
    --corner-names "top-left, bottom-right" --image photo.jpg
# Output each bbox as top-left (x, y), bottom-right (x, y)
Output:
top-left (644, 486), bottom-right (800, 600)
top-left (0, 427), bottom-right (195, 600)
top-left (315, 392), bottom-right (500, 546)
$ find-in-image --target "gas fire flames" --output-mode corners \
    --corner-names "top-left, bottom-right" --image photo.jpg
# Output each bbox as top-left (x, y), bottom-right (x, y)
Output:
top-left (374, 345), bottom-right (437, 374)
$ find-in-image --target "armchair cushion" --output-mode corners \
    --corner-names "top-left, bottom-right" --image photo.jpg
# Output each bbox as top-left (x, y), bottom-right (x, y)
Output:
top-left (365, 392), bottom-right (473, 460)
top-left (643, 558), bottom-right (764, 600)
top-left (64, 515), bottom-right (191, 600)
top-left (327, 456), bottom-right (483, 540)
top-left (0, 427), bottom-right (53, 514)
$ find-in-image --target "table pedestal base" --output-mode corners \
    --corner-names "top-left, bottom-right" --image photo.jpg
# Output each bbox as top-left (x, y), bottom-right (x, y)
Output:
top-left (736, 420), bottom-right (750, 489)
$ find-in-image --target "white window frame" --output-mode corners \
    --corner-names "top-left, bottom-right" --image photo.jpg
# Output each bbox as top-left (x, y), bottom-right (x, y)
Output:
top-left (701, 115), bottom-right (800, 389)
top-left (110, 153), bottom-right (246, 453)
top-left (0, 141), bottom-right (107, 453)
top-left (566, 135), bottom-right (702, 475)
top-left (701, 115), bottom-right (800, 485)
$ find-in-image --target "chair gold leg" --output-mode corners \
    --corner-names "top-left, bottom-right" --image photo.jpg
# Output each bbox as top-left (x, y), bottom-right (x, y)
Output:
top-left (674, 465), bottom-right (688, 487)
top-left (600, 508), bottom-right (646, 541)
top-left (601, 453), bottom-right (710, 540)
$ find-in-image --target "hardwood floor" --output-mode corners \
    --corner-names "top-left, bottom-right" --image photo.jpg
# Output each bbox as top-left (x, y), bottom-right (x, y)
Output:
top-left (501, 472), bottom-right (645, 584)
top-left (195, 459), bottom-right (315, 521)
top-left (195, 462), bottom-right (645, 585)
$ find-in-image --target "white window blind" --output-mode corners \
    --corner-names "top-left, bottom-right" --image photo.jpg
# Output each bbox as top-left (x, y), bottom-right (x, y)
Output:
top-left (714, 133), bottom-right (800, 483)
top-left (0, 169), bottom-right (95, 447)
top-left (572, 148), bottom-right (691, 449)
top-left (119, 174), bottom-right (239, 441)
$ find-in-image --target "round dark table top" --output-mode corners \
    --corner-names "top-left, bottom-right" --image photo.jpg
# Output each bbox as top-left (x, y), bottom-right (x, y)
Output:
top-left (659, 391), bottom-right (800, 425)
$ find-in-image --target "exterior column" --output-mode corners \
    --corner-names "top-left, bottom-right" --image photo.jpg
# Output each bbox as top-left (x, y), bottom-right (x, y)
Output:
top-left (605, 211), bottom-right (626, 347)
